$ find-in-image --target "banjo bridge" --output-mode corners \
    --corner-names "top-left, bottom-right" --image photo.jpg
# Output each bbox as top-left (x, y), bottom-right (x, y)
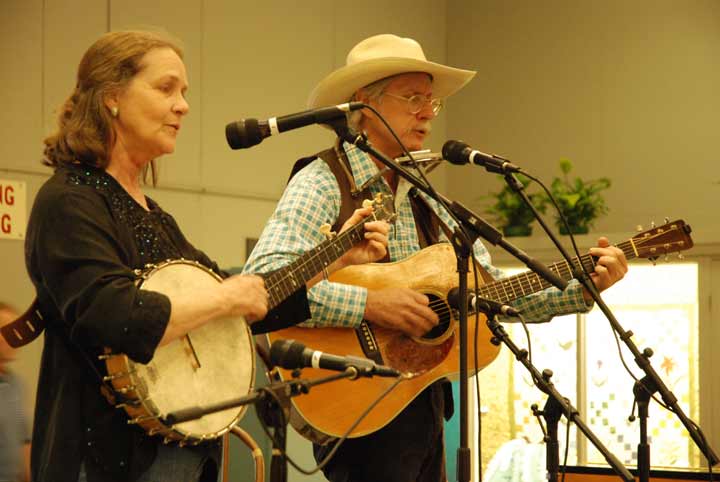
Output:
top-left (182, 334), bottom-right (202, 370)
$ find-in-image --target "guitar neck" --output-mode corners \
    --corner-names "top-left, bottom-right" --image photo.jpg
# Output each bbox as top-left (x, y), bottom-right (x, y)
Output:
top-left (479, 239), bottom-right (638, 304)
top-left (263, 222), bottom-right (367, 310)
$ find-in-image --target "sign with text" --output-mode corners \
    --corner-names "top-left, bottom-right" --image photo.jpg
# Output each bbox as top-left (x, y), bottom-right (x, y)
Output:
top-left (0, 179), bottom-right (26, 240)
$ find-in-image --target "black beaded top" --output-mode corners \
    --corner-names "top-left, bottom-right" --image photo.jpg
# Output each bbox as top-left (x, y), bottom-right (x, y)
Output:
top-left (64, 165), bottom-right (183, 266)
top-left (24, 162), bottom-right (221, 482)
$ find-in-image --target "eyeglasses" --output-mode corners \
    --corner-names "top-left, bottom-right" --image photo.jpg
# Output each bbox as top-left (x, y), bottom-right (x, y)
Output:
top-left (383, 93), bottom-right (444, 115)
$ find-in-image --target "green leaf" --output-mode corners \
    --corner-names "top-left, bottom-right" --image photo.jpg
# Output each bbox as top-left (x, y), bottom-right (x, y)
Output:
top-left (549, 158), bottom-right (611, 232)
top-left (564, 193), bottom-right (580, 208)
top-left (559, 159), bottom-right (573, 175)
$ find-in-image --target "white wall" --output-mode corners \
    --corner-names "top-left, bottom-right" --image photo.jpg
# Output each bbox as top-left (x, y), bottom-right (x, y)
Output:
top-left (446, 0), bottom-right (720, 240)
top-left (2, 0), bottom-right (720, 478)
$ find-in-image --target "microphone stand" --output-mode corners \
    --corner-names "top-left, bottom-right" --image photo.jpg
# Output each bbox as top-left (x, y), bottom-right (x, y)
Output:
top-left (501, 171), bottom-right (720, 473)
top-left (453, 225), bottom-right (473, 482)
top-left (633, 373), bottom-right (656, 482)
top-left (532, 386), bottom-right (564, 482)
top-left (331, 125), bottom-right (574, 482)
top-left (163, 369), bottom-right (360, 482)
top-left (483, 309), bottom-right (634, 482)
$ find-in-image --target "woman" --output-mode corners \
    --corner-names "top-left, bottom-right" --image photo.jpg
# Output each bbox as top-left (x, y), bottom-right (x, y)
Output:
top-left (26, 30), bottom-right (388, 482)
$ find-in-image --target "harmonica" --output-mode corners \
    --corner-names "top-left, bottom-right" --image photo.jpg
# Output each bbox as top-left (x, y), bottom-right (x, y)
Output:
top-left (395, 149), bottom-right (444, 165)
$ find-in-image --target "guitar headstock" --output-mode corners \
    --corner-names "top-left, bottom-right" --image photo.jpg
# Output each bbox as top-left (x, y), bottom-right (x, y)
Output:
top-left (362, 193), bottom-right (398, 224)
top-left (631, 219), bottom-right (693, 261)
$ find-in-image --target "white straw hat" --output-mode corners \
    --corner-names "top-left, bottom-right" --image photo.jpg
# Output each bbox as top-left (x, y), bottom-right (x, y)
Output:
top-left (308, 34), bottom-right (476, 109)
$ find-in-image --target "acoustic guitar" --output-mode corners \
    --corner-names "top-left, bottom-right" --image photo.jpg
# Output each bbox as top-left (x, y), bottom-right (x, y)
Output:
top-left (265, 220), bottom-right (694, 442)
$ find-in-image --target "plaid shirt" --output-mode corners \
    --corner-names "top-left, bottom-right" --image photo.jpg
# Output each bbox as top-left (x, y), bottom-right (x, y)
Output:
top-left (243, 141), bottom-right (590, 327)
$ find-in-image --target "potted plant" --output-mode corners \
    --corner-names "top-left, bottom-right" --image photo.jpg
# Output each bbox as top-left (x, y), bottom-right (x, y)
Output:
top-left (484, 174), bottom-right (547, 237)
top-left (550, 159), bottom-right (611, 235)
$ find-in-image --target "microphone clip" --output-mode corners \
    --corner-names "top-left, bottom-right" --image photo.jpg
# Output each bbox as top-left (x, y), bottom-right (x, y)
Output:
top-left (447, 287), bottom-right (521, 318)
top-left (473, 297), bottom-right (521, 318)
top-left (329, 118), bottom-right (365, 146)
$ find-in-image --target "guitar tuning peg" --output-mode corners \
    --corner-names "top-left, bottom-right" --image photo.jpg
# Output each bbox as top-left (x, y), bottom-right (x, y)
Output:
top-left (374, 193), bottom-right (384, 203)
top-left (649, 256), bottom-right (657, 266)
top-left (319, 223), bottom-right (336, 240)
top-left (650, 221), bottom-right (656, 229)
top-left (664, 217), bottom-right (670, 224)
top-left (636, 225), bottom-right (644, 232)
top-left (678, 253), bottom-right (684, 260)
top-left (362, 199), bottom-right (374, 209)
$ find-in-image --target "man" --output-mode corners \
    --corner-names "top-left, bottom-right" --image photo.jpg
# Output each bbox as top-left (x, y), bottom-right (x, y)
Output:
top-left (244, 34), bottom-right (628, 482)
top-left (0, 302), bottom-right (31, 482)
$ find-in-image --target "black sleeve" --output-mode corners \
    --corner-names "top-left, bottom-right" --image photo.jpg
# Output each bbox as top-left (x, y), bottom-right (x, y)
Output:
top-left (251, 285), bottom-right (311, 334)
top-left (31, 190), bottom-right (169, 363)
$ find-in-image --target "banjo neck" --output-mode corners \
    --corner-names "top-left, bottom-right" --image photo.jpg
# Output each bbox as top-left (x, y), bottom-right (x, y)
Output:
top-left (263, 195), bottom-right (396, 310)
top-left (263, 221), bottom-right (367, 309)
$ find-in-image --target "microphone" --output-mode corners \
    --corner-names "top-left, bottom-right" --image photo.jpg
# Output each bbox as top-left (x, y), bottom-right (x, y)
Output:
top-left (269, 339), bottom-right (401, 378)
top-left (442, 140), bottom-right (522, 174)
top-left (447, 287), bottom-right (521, 317)
top-left (225, 102), bottom-right (365, 149)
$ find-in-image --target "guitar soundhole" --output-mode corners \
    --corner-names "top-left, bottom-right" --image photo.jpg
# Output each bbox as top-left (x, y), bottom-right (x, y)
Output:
top-left (421, 294), bottom-right (452, 341)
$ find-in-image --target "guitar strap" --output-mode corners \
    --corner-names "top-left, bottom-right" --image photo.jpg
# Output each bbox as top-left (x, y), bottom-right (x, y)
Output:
top-left (1, 299), bottom-right (44, 348)
top-left (1, 298), bottom-right (126, 406)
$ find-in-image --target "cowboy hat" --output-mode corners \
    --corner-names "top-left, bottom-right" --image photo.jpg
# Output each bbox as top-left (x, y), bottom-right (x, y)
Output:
top-left (308, 34), bottom-right (476, 109)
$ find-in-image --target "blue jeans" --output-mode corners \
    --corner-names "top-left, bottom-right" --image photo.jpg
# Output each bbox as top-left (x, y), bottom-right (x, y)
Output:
top-left (78, 443), bottom-right (219, 482)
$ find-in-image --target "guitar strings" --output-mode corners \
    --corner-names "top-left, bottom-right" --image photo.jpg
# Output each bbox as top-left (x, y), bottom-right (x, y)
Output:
top-left (265, 227), bottom-right (670, 311)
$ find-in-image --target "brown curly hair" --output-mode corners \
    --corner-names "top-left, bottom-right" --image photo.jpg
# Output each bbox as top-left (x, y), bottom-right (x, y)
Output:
top-left (43, 30), bottom-right (183, 182)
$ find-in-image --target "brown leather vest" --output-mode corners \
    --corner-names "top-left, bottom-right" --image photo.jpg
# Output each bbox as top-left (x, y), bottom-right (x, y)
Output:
top-left (290, 140), bottom-right (442, 254)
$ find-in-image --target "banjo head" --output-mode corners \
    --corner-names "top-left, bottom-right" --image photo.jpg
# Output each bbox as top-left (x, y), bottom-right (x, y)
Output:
top-left (111, 260), bottom-right (256, 442)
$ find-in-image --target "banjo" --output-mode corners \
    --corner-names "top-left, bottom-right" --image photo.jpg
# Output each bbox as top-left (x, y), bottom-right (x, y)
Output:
top-left (100, 194), bottom-right (395, 444)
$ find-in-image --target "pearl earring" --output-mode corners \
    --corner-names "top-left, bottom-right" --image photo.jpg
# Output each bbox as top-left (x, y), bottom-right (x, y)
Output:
top-left (110, 106), bottom-right (118, 117)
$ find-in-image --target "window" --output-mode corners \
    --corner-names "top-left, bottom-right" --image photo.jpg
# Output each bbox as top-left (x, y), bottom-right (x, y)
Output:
top-left (477, 262), bottom-right (700, 473)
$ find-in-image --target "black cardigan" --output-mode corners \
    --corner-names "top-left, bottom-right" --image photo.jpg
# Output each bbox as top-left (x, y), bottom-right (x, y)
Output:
top-left (25, 164), bottom-right (308, 482)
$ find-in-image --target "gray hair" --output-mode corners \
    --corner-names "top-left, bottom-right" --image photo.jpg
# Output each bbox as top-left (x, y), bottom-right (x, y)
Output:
top-left (346, 75), bottom-right (396, 131)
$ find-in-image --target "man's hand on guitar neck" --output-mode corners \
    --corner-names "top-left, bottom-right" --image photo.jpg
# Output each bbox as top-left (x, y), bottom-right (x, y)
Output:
top-left (583, 236), bottom-right (629, 303)
top-left (364, 288), bottom-right (439, 338)
top-left (337, 206), bottom-right (391, 269)
top-left (307, 207), bottom-right (391, 288)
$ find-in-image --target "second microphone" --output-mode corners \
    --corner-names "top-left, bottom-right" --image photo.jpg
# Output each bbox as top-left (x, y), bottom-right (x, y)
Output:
top-left (270, 339), bottom-right (401, 378)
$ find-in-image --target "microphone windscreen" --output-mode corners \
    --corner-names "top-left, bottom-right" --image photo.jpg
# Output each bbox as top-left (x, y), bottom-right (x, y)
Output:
top-left (225, 118), bottom-right (263, 149)
top-left (445, 287), bottom-right (463, 309)
top-left (269, 339), bottom-right (306, 369)
top-left (441, 140), bottom-right (470, 165)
